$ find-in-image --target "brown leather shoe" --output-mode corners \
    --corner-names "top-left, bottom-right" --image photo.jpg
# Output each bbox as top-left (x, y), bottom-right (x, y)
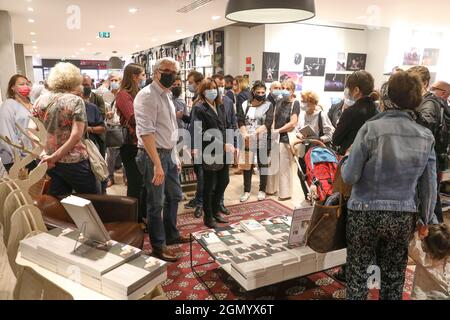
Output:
top-left (166, 234), bottom-right (193, 246)
top-left (152, 247), bottom-right (179, 263)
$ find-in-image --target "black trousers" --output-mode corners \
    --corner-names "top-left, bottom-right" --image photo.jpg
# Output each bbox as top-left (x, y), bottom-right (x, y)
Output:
top-left (435, 172), bottom-right (443, 223)
top-left (120, 144), bottom-right (146, 222)
top-left (243, 148), bottom-right (270, 193)
top-left (203, 165), bottom-right (230, 223)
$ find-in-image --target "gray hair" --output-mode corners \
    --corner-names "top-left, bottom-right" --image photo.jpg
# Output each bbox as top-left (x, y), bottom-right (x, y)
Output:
top-left (153, 58), bottom-right (180, 75)
top-left (108, 71), bottom-right (122, 80)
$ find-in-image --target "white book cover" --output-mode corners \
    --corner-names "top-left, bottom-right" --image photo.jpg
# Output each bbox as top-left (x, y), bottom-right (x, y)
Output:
top-left (61, 195), bottom-right (111, 244)
top-left (240, 220), bottom-right (265, 233)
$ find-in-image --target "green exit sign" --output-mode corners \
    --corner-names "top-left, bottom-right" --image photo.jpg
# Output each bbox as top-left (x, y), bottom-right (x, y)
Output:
top-left (99, 32), bottom-right (111, 39)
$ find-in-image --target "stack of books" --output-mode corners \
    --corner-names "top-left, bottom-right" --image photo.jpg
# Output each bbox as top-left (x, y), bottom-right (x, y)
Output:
top-left (102, 254), bottom-right (167, 300)
top-left (19, 228), bottom-right (167, 299)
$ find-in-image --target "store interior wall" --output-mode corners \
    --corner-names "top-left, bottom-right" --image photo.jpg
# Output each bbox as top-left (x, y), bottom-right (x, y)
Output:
top-left (0, 10), bottom-right (16, 101)
top-left (224, 25), bottom-right (265, 83)
top-left (264, 23), bottom-right (369, 110)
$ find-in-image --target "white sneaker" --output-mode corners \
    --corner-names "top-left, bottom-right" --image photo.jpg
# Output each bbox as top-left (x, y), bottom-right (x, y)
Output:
top-left (240, 192), bottom-right (251, 203)
top-left (258, 191), bottom-right (266, 201)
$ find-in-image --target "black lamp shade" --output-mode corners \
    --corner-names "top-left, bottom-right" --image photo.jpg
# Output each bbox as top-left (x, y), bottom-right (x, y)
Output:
top-left (226, 0), bottom-right (316, 24)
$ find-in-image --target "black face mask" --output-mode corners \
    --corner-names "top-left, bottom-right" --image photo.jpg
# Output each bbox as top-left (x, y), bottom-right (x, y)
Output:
top-left (171, 86), bottom-right (182, 97)
top-left (225, 86), bottom-right (233, 91)
top-left (160, 73), bottom-right (176, 89)
top-left (254, 94), bottom-right (266, 102)
top-left (83, 86), bottom-right (92, 98)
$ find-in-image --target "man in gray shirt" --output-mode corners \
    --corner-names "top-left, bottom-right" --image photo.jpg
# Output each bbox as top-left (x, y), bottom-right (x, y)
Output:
top-left (134, 58), bottom-right (192, 262)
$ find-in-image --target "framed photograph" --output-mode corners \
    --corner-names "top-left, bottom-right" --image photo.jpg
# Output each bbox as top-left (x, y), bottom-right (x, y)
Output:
top-left (422, 48), bottom-right (440, 67)
top-left (346, 53), bottom-right (367, 71)
top-left (337, 52), bottom-right (347, 71)
top-left (262, 52), bottom-right (280, 83)
top-left (324, 73), bottom-right (347, 92)
top-left (294, 53), bottom-right (303, 66)
top-left (403, 48), bottom-right (421, 66)
top-left (304, 57), bottom-right (327, 77)
top-left (279, 71), bottom-right (303, 91)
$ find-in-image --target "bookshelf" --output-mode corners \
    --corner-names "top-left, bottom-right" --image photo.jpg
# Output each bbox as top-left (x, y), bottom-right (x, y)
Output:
top-left (180, 164), bottom-right (197, 192)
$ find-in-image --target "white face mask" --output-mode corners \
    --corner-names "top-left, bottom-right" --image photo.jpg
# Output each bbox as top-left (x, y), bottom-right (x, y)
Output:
top-left (344, 88), bottom-right (356, 106)
top-left (300, 102), bottom-right (308, 111)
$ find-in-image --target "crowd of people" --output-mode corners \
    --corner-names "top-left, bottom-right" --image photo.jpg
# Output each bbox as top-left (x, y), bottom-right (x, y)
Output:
top-left (1, 57), bottom-right (450, 300)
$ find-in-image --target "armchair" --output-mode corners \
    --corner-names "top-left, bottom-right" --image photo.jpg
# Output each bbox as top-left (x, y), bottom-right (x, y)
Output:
top-left (35, 194), bottom-right (144, 249)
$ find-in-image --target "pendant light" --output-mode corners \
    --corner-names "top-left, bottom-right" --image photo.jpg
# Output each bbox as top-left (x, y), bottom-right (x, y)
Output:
top-left (225, 0), bottom-right (316, 24)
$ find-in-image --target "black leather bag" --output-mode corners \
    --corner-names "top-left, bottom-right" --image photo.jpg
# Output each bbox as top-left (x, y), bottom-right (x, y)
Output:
top-left (105, 125), bottom-right (131, 148)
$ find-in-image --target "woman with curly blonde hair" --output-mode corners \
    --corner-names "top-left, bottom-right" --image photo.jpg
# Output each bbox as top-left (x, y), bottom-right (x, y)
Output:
top-left (34, 62), bottom-right (99, 196)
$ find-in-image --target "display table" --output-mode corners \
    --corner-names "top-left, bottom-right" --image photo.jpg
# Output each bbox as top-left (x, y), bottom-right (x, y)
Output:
top-left (190, 216), bottom-right (346, 296)
top-left (16, 252), bottom-right (167, 300)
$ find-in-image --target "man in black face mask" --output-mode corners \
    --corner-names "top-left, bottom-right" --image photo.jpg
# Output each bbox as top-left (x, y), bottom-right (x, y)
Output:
top-left (171, 76), bottom-right (187, 130)
top-left (134, 58), bottom-right (192, 263)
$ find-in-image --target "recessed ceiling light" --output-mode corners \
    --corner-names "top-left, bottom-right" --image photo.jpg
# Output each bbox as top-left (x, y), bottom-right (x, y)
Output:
top-left (109, 25), bottom-right (115, 29)
top-left (32, 46), bottom-right (37, 49)
top-left (135, 44), bottom-right (141, 48)
top-left (80, 48), bottom-right (85, 51)
top-left (87, 42), bottom-right (92, 46)
top-left (212, 15), bottom-right (221, 20)
top-left (129, 8), bottom-right (138, 14)
top-left (28, 19), bottom-right (35, 23)
top-left (27, 7), bottom-right (34, 12)
top-left (30, 32), bottom-right (36, 35)
top-left (32, 40), bottom-right (37, 43)
top-left (151, 38), bottom-right (158, 42)
top-left (176, 29), bottom-right (182, 33)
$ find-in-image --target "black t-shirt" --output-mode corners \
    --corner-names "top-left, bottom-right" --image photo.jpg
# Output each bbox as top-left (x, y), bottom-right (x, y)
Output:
top-left (274, 100), bottom-right (300, 144)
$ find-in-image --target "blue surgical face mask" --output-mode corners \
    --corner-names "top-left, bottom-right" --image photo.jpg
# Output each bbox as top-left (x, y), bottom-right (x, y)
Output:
top-left (188, 84), bottom-right (196, 93)
top-left (272, 90), bottom-right (282, 97)
top-left (205, 89), bottom-right (218, 102)
top-left (218, 87), bottom-right (225, 97)
top-left (140, 79), bottom-right (147, 89)
top-left (110, 82), bottom-right (120, 91)
top-left (281, 90), bottom-right (291, 99)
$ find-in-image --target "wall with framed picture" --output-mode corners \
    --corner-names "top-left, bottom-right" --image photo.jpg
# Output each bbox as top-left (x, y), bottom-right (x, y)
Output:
top-left (131, 29), bottom-right (224, 109)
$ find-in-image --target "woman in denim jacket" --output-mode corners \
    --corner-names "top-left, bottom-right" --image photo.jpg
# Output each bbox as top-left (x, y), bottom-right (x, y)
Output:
top-left (341, 71), bottom-right (438, 300)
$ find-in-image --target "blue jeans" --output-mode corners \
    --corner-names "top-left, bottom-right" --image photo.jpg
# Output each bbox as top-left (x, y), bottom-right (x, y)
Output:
top-left (194, 164), bottom-right (204, 207)
top-left (136, 149), bottom-right (182, 250)
top-left (47, 160), bottom-right (100, 196)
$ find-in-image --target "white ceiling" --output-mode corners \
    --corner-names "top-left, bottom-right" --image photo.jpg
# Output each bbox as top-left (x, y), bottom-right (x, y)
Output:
top-left (0, 0), bottom-right (449, 60)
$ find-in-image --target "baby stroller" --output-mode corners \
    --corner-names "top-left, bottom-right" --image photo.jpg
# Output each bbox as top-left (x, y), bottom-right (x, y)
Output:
top-left (293, 139), bottom-right (339, 203)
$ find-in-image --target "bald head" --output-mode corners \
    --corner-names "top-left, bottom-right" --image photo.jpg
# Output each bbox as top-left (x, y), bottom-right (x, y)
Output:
top-left (432, 81), bottom-right (450, 100)
top-left (82, 75), bottom-right (93, 88)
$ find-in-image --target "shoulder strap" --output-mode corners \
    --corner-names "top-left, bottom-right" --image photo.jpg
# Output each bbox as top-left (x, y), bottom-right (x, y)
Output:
top-left (318, 111), bottom-right (324, 138)
top-left (244, 101), bottom-right (250, 117)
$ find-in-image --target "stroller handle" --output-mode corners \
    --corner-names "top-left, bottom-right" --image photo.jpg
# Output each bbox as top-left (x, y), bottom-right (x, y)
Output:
top-left (304, 139), bottom-right (327, 148)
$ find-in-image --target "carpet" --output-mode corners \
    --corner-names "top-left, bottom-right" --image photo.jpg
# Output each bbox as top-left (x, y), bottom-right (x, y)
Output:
top-left (144, 199), bottom-right (414, 300)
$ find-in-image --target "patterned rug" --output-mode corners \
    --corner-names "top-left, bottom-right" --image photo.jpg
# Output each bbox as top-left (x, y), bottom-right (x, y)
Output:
top-left (144, 199), bottom-right (414, 300)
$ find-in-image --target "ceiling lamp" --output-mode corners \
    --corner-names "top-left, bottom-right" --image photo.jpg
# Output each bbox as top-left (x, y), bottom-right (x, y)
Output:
top-left (225, 0), bottom-right (315, 24)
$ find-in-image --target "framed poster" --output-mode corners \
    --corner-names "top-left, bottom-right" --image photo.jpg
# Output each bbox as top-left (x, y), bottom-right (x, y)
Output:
top-left (288, 207), bottom-right (314, 247)
top-left (279, 71), bottom-right (303, 91)
top-left (304, 57), bottom-right (327, 77)
top-left (422, 48), bottom-right (440, 67)
top-left (324, 73), bottom-right (347, 92)
top-left (262, 52), bottom-right (280, 83)
top-left (346, 53), bottom-right (367, 71)
top-left (403, 48), bottom-right (421, 66)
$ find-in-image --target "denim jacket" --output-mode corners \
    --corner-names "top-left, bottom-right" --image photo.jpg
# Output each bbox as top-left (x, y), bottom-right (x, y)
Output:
top-left (341, 110), bottom-right (437, 225)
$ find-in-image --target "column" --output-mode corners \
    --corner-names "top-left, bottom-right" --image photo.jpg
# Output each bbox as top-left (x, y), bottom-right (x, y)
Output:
top-left (14, 44), bottom-right (27, 76)
top-left (0, 11), bottom-right (16, 101)
top-left (25, 56), bottom-right (35, 83)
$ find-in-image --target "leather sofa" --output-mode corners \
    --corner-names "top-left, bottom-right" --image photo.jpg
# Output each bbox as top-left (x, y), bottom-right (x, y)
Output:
top-left (35, 194), bottom-right (144, 249)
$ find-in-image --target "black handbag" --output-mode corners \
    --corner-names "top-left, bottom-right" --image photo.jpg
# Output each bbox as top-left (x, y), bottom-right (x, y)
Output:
top-left (105, 124), bottom-right (131, 148)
